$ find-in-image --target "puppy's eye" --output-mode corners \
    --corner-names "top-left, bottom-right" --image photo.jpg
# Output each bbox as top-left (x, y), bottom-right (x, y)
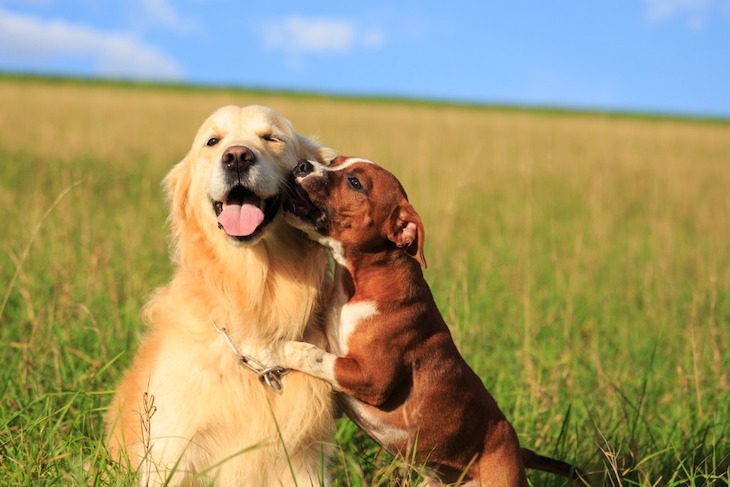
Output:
top-left (348, 177), bottom-right (362, 190)
top-left (206, 137), bottom-right (219, 147)
top-left (262, 134), bottom-right (282, 143)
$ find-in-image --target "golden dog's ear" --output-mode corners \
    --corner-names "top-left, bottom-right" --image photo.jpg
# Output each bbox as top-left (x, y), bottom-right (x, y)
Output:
top-left (164, 157), bottom-right (191, 224)
top-left (297, 134), bottom-right (338, 166)
top-left (387, 202), bottom-right (427, 268)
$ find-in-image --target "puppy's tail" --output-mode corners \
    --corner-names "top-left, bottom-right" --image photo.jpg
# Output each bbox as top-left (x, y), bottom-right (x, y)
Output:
top-left (520, 447), bottom-right (586, 483)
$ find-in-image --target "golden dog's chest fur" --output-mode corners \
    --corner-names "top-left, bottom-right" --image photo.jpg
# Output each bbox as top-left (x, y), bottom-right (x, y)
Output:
top-left (106, 105), bottom-right (336, 486)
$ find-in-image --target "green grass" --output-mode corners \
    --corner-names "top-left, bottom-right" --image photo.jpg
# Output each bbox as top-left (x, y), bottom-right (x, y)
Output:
top-left (0, 76), bottom-right (728, 485)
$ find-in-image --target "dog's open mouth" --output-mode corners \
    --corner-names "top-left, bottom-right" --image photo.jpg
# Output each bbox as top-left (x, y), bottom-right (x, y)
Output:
top-left (213, 186), bottom-right (280, 241)
top-left (283, 182), bottom-right (325, 228)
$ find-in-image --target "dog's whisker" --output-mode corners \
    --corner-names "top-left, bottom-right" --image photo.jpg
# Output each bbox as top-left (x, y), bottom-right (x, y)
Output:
top-left (278, 175), bottom-right (299, 198)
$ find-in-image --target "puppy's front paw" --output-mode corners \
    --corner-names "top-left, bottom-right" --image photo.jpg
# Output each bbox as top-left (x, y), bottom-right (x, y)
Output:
top-left (281, 341), bottom-right (337, 385)
top-left (281, 341), bottom-right (325, 369)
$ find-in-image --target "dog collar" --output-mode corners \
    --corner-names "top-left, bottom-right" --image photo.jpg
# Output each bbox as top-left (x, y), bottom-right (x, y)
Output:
top-left (212, 322), bottom-right (289, 393)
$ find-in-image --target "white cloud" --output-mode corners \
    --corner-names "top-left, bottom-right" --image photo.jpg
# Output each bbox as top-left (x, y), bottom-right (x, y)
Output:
top-left (361, 29), bottom-right (386, 48)
top-left (0, 9), bottom-right (183, 80)
top-left (645, 0), bottom-right (730, 29)
top-left (260, 16), bottom-right (385, 54)
top-left (140, 0), bottom-right (197, 33)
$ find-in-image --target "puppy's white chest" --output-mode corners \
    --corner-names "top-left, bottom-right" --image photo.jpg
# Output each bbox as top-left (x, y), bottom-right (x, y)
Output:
top-left (327, 300), bottom-right (377, 355)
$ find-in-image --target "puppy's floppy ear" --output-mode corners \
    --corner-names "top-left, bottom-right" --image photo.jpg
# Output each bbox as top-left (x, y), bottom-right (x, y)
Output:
top-left (297, 133), bottom-right (338, 166)
top-left (387, 202), bottom-right (427, 268)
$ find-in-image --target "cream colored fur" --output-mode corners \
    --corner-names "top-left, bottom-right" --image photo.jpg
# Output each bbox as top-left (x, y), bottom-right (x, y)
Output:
top-left (106, 105), bottom-right (336, 486)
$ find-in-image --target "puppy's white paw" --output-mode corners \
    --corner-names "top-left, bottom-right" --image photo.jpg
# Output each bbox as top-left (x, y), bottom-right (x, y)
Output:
top-left (281, 341), bottom-right (338, 385)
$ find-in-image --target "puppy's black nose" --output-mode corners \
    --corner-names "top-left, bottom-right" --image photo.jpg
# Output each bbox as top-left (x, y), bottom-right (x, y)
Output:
top-left (222, 146), bottom-right (255, 173)
top-left (294, 159), bottom-right (314, 177)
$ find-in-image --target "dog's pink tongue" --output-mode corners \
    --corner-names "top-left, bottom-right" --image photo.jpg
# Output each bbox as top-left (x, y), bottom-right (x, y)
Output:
top-left (218, 202), bottom-right (265, 237)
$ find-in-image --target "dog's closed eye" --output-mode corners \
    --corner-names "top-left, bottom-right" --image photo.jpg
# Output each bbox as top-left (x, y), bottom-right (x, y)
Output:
top-left (261, 133), bottom-right (283, 143)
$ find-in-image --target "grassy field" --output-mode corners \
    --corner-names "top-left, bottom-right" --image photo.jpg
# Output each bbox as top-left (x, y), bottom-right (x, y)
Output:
top-left (0, 76), bottom-right (728, 486)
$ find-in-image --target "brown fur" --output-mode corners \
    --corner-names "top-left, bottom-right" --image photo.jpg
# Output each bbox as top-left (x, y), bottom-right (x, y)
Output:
top-left (106, 105), bottom-right (337, 486)
top-left (280, 156), bottom-right (582, 486)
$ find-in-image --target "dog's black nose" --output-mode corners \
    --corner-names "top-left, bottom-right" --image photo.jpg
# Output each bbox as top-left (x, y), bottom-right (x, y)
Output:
top-left (294, 159), bottom-right (314, 177)
top-left (222, 146), bottom-right (255, 173)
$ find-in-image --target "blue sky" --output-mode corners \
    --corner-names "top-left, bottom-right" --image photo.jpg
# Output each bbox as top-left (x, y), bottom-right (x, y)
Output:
top-left (1, 1), bottom-right (729, 117)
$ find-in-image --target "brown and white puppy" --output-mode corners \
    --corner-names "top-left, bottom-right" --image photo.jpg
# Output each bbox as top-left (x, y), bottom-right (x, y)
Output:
top-left (281, 156), bottom-right (580, 486)
top-left (106, 105), bottom-right (336, 486)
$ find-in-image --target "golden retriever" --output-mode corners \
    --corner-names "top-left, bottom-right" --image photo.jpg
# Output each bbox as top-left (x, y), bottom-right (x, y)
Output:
top-left (106, 105), bottom-right (336, 486)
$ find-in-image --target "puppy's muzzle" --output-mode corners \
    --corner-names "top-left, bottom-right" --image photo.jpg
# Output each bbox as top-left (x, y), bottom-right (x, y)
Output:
top-left (222, 146), bottom-right (256, 181)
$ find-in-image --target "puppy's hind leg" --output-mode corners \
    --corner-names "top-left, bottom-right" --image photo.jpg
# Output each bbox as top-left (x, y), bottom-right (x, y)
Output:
top-left (473, 420), bottom-right (528, 487)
